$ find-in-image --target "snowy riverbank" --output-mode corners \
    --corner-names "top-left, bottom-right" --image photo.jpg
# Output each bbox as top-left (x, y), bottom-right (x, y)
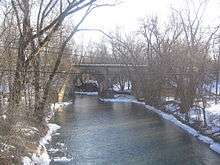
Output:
top-left (22, 101), bottom-right (71, 165)
top-left (100, 95), bottom-right (220, 155)
top-left (75, 91), bottom-right (98, 96)
top-left (99, 94), bottom-right (136, 103)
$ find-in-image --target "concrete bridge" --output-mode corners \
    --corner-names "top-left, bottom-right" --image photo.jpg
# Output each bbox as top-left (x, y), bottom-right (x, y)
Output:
top-left (71, 63), bottom-right (147, 98)
top-left (68, 63), bottom-right (176, 100)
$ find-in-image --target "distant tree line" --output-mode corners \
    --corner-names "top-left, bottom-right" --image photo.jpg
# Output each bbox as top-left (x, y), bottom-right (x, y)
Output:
top-left (80, 1), bottom-right (220, 125)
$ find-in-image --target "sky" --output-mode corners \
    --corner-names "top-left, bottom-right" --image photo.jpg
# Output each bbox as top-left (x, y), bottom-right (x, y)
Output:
top-left (73, 0), bottom-right (220, 43)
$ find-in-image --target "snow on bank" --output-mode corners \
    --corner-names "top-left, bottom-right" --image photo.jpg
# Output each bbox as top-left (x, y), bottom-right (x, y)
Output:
top-left (53, 157), bottom-right (72, 162)
top-left (22, 123), bottom-right (61, 165)
top-left (85, 80), bottom-right (99, 87)
top-left (99, 95), bottom-right (136, 103)
top-left (22, 145), bottom-right (50, 165)
top-left (50, 101), bottom-right (72, 111)
top-left (113, 81), bottom-right (131, 92)
top-left (39, 124), bottom-right (61, 145)
top-left (205, 103), bottom-right (220, 132)
top-left (207, 103), bottom-right (220, 115)
top-left (198, 135), bottom-right (214, 145)
top-left (22, 101), bottom-right (71, 165)
top-left (210, 143), bottom-right (220, 154)
top-left (142, 103), bottom-right (220, 154)
top-left (75, 91), bottom-right (98, 96)
top-left (144, 104), bottom-right (199, 137)
top-left (46, 101), bottom-right (72, 122)
top-left (100, 96), bottom-right (220, 154)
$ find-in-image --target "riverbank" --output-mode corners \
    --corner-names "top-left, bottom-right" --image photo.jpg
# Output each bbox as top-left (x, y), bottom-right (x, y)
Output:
top-left (75, 92), bottom-right (98, 96)
top-left (99, 95), bottom-right (220, 155)
top-left (22, 101), bottom-right (71, 165)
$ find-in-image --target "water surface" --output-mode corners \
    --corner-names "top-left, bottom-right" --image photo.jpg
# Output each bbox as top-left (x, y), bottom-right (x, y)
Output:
top-left (49, 96), bottom-right (220, 165)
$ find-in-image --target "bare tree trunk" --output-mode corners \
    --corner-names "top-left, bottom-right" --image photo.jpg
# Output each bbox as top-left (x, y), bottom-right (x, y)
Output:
top-left (215, 72), bottom-right (219, 104)
top-left (215, 48), bottom-right (220, 104)
top-left (202, 97), bottom-right (207, 127)
top-left (33, 55), bottom-right (41, 115)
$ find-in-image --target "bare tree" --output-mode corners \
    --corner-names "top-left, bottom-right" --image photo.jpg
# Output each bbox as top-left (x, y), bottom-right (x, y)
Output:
top-left (0, 0), bottom-right (114, 162)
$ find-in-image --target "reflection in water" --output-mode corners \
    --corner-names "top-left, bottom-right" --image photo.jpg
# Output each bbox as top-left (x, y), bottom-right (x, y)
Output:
top-left (49, 96), bottom-right (220, 165)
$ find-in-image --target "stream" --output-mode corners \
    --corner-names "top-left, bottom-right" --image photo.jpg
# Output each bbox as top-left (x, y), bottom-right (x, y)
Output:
top-left (48, 95), bottom-right (220, 165)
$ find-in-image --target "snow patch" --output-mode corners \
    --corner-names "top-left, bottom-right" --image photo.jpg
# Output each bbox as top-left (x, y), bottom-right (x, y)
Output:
top-left (50, 101), bottom-right (72, 111)
top-left (144, 104), bottom-right (199, 137)
top-left (100, 95), bottom-right (136, 103)
top-left (75, 91), bottom-right (98, 96)
top-left (113, 81), bottom-right (131, 91)
top-left (207, 103), bottom-right (220, 115)
top-left (31, 148), bottom-right (50, 165)
top-left (132, 100), bottom-right (145, 105)
top-left (205, 102), bottom-right (220, 133)
top-left (210, 143), bottom-right (220, 154)
top-left (53, 157), bottom-right (72, 162)
top-left (178, 122), bottom-right (199, 137)
top-left (198, 135), bottom-right (214, 145)
top-left (22, 157), bottom-right (32, 165)
top-left (22, 145), bottom-right (50, 165)
top-left (40, 124), bottom-right (61, 145)
top-left (48, 148), bottom-right (59, 153)
top-left (1, 114), bottom-right (6, 120)
top-left (85, 80), bottom-right (99, 87)
top-left (46, 101), bottom-right (72, 122)
top-left (53, 132), bottom-right (60, 136)
top-left (22, 123), bottom-right (61, 165)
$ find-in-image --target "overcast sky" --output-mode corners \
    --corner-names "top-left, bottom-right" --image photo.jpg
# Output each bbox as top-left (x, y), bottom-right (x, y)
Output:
top-left (73, 0), bottom-right (220, 43)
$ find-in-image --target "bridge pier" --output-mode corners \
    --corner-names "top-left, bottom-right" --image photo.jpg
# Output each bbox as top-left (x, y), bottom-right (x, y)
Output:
top-left (99, 80), bottom-right (114, 98)
top-left (98, 67), bottom-right (115, 98)
top-left (67, 76), bottom-right (78, 102)
top-left (131, 78), bottom-right (145, 100)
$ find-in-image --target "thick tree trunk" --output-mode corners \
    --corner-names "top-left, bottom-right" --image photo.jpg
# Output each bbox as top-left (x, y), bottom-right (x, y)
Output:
top-left (35, 45), bottom-right (65, 122)
top-left (215, 72), bottom-right (219, 104)
top-left (33, 55), bottom-right (41, 117)
top-left (9, 39), bottom-right (26, 121)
